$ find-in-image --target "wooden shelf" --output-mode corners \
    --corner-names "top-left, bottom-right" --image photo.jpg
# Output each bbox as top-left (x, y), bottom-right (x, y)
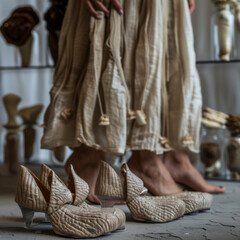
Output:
top-left (196, 59), bottom-right (240, 64)
top-left (0, 65), bottom-right (54, 71)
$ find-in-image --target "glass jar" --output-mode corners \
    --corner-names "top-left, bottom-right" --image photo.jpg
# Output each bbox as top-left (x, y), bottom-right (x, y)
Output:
top-left (226, 132), bottom-right (240, 180)
top-left (200, 127), bottom-right (221, 178)
top-left (211, 2), bottom-right (237, 61)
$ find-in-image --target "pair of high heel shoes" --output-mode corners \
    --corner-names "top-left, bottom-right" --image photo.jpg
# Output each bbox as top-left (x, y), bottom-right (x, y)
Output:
top-left (15, 164), bottom-right (125, 238)
top-left (95, 161), bottom-right (213, 222)
top-left (15, 162), bottom-right (213, 238)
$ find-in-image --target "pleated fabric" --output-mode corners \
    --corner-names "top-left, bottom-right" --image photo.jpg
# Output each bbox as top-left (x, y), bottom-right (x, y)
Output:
top-left (41, 0), bottom-right (202, 154)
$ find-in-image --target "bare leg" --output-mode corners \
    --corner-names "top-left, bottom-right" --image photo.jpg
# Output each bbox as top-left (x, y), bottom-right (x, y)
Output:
top-left (128, 150), bottom-right (182, 196)
top-left (65, 144), bottom-right (102, 204)
top-left (163, 148), bottom-right (225, 193)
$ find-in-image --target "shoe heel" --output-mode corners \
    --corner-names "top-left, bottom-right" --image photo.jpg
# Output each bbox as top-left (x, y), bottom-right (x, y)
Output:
top-left (98, 196), bottom-right (126, 208)
top-left (18, 205), bottom-right (34, 229)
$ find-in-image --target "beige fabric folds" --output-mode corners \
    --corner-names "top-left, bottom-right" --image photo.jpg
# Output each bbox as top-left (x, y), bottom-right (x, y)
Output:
top-left (41, 0), bottom-right (202, 154)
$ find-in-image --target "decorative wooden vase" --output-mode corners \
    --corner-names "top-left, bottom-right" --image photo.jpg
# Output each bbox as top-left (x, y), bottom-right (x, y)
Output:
top-left (2, 94), bottom-right (21, 174)
top-left (212, 1), bottom-right (235, 61)
top-left (18, 104), bottom-right (43, 162)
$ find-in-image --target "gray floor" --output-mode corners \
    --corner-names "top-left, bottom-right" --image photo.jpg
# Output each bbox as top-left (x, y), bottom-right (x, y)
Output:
top-left (0, 165), bottom-right (240, 240)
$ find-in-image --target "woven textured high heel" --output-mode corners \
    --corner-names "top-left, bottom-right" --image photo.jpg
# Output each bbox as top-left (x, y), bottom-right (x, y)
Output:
top-left (15, 165), bottom-right (123, 238)
top-left (95, 161), bottom-right (126, 207)
top-left (96, 161), bottom-right (186, 223)
top-left (18, 206), bottom-right (35, 229)
top-left (48, 169), bottom-right (121, 237)
top-left (15, 166), bottom-right (49, 228)
top-left (157, 191), bottom-right (213, 214)
top-left (121, 164), bottom-right (186, 222)
top-left (40, 164), bottom-right (126, 230)
top-left (15, 164), bottom-right (54, 228)
top-left (96, 161), bottom-right (213, 217)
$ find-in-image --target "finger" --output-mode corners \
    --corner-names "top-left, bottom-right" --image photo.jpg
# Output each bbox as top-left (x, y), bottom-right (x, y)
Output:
top-left (110, 0), bottom-right (123, 14)
top-left (93, 0), bottom-right (110, 16)
top-left (190, 4), bottom-right (195, 14)
top-left (86, 0), bottom-right (101, 19)
top-left (189, 0), bottom-right (195, 14)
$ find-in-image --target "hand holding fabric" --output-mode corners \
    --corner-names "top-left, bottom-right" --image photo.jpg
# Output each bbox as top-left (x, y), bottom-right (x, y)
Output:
top-left (188, 0), bottom-right (195, 14)
top-left (86, 0), bottom-right (123, 19)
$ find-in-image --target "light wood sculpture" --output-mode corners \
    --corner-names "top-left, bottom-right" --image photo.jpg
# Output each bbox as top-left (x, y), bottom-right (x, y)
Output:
top-left (235, 2), bottom-right (240, 33)
top-left (3, 94), bottom-right (21, 173)
top-left (18, 104), bottom-right (43, 162)
top-left (213, 0), bottom-right (234, 61)
top-left (19, 35), bottom-right (33, 67)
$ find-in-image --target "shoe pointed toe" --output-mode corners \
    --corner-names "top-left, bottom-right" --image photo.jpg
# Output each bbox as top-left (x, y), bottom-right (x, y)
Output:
top-left (128, 196), bottom-right (185, 223)
top-left (172, 192), bottom-right (213, 214)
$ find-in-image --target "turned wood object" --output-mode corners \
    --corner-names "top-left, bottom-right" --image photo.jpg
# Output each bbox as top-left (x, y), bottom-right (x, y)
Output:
top-left (18, 105), bottom-right (43, 161)
top-left (0, 6), bottom-right (39, 67)
top-left (19, 34), bottom-right (33, 67)
top-left (2, 94), bottom-right (21, 173)
top-left (4, 133), bottom-right (20, 173)
top-left (235, 4), bottom-right (240, 33)
top-left (3, 94), bottom-right (21, 128)
top-left (215, 3), bottom-right (233, 61)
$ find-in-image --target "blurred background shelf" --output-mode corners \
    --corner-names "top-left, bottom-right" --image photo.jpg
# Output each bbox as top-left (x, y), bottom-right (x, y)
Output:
top-left (0, 65), bottom-right (54, 71)
top-left (197, 60), bottom-right (240, 64)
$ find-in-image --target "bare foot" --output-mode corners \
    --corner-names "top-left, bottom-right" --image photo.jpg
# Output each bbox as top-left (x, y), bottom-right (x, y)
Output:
top-left (65, 145), bottom-right (102, 204)
top-left (127, 150), bottom-right (182, 196)
top-left (163, 149), bottom-right (226, 193)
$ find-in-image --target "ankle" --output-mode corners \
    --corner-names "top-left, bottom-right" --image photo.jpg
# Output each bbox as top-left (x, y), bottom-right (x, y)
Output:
top-left (165, 149), bottom-right (188, 164)
top-left (65, 146), bottom-right (102, 173)
top-left (129, 150), bottom-right (162, 175)
top-left (75, 145), bottom-right (102, 155)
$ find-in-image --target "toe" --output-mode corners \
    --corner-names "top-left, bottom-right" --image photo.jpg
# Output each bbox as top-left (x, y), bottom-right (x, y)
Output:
top-left (202, 184), bottom-right (226, 193)
top-left (211, 185), bottom-right (226, 193)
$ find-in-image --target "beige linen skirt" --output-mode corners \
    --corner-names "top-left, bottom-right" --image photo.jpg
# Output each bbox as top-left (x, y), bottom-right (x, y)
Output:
top-left (41, 0), bottom-right (202, 155)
